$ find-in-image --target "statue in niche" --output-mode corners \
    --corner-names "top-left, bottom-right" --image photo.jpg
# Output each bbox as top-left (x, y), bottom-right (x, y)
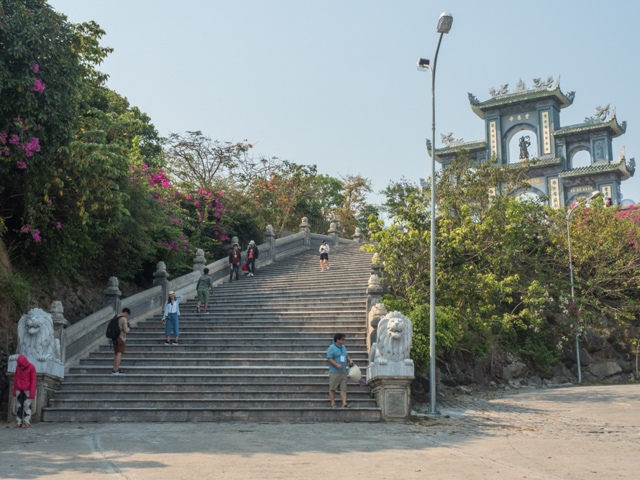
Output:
top-left (519, 135), bottom-right (531, 160)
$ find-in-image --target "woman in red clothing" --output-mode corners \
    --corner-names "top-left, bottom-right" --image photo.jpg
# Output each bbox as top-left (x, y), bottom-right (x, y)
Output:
top-left (13, 355), bottom-right (36, 428)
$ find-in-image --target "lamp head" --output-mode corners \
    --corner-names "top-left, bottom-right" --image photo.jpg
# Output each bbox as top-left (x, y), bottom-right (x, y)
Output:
top-left (437, 13), bottom-right (453, 33)
top-left (587, 190), bottom-right (602, 201)
top-left (417, 58), bottom-right (430, 70)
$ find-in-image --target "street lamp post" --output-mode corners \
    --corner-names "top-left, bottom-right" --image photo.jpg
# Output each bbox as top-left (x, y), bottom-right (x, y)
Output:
top-left (566, 190), bottom-right (601, 383)
top-left (417, 12), bottom-right (453, 415)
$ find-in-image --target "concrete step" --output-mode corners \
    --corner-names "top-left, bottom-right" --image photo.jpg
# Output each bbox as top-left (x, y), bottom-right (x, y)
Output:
top-left (48, 398), bottom-right (377, 409)
top-left (119, 338), bottom-right (366, 346)
top-left (59, 374), bottom-right (357, 385)
top-left (81, 357), bottom-right (368, 367)
top-left (41, 407), bottom-right (381, 423)
top-left (97, 345), bottom-right (368, 353)
top-left (52, 390), bottom-right (373, 400)
top-left (69, 365), bottom-right (368, 376)
top-left (53, 382), bottom-right (367, 393)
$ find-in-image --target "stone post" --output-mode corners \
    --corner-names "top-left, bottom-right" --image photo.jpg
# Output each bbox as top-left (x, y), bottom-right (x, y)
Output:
top-left (102, 276), bottom-right (122, 314)
top-left (327, 222), bottom-right (339, 247)
top-left (193, 248), bottom-right (206, 273)
top-left (366, 272), bottom-right (384, 351)
top-left (371, 252), bottom-right (386, 294)
top-left (353, 227), bottom-right (364, 243)
top-left (300, 217), bottom-right (310, 250)
top-left (367, 302), bottom-right (387, 353)
top-left (49, 301), bottom-right (69, 365)
top-left (263, 224), bottom-right (275, 262)
top-left (367, 311), bottom-right (415, 422)
top-left (153, 261), bottom-right (169, 300)
top-left (231, 236), bottom-right (240, 247)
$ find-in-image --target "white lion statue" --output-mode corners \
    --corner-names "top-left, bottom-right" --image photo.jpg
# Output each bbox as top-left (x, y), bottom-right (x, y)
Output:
top-left (9, 308), bottom-right (61, 362)
top-left (369, 311), bottom-right (413, 366)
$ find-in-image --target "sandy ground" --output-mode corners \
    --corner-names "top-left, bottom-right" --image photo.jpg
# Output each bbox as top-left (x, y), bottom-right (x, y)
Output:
top-left (1, 384), bottom-right (639, 480)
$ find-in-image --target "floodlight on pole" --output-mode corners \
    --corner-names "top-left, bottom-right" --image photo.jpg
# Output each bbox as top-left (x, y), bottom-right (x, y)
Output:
top-left (566, 190), bottom-right (601, 383)
top-left (417, 12), bottom-right (453, 415)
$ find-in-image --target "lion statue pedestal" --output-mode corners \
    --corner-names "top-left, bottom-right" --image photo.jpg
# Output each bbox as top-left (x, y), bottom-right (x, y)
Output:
top-left (7, 308), bottom-right (65, 423)
top-left (367, 311), bottom-right (414, 422)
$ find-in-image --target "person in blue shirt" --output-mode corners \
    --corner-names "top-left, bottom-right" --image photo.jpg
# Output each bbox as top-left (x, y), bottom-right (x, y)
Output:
top-left (326, 332), bottom-right (354, 408)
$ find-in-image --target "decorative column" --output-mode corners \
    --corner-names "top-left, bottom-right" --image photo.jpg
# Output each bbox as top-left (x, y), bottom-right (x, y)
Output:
top-left (353, 227), bottom-right (364, 243)
top-left (327, 222), bottom-right (339, 246)
top-left (102, 276), bottom-right (122, 314)
top-left (367, 311), bottom-right (415, 422)
top-left (300, 217), bottom-right (310, 249)
top-left (367, 302), bottom-right (387, 353)
top-left (7, 308), bottom-right (65, 422)
top-left (231, 236), bottom-right (240, 247)
top-left (193, 248), bottom-right (206, 273)
top-left (263, 224), bottom-right (275, 262)
top-left (49, 301), bottom-right (69, 365)
top-left (153, 261), bottom-right (169, 300)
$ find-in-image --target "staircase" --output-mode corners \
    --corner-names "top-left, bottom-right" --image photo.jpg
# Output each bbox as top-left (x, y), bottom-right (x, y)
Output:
top-left (42, 244), bottom-right (381, 422)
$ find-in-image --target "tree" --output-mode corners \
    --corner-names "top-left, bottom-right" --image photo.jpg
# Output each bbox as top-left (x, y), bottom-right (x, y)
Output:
top-left (162, 131), bottom-right (252, 189)
top-left (332, 174), bottom-right (372, 235)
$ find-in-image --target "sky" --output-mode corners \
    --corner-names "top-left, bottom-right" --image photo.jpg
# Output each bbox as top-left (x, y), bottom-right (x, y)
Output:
top-left (48, 0), bottom-right (640, 206)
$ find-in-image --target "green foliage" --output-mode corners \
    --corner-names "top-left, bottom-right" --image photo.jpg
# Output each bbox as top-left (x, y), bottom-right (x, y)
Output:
top-left (369, 153), bottom-right (640, 375)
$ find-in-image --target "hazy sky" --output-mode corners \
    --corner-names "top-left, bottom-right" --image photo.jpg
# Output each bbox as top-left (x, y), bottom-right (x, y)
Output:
top-left (48, 0), bottom-right (640, 205)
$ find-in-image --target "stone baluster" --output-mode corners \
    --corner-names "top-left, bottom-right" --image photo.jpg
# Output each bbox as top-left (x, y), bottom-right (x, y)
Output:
top-left (263, 224), bottom-right (275, 262)
top-left (49, 301), bottom-right (69, 365)
top-left (300, 217), bottom-right (310, 249)
top-left (153, 261), bottom-right (169, 301)
top-left (371, 252), bottom-right (386, 294)
top-left (102, 276), bottom-right (122, 314)
top-left (193, 248), bottom-right (206, 273)
top-left (327, 222), bottom-right (339, 246)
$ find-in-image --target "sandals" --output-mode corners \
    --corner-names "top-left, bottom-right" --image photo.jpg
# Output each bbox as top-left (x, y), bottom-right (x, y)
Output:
top-left (331, 404), bottom-right (337, 408)
top-left (342, 404), bottom-right (351, 408)
top-left (14, 424), bottom-right (22, 428)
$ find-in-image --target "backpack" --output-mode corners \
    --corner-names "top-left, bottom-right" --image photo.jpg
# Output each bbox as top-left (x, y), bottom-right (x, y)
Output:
top-left (105, 315), bottom-right (122, 340)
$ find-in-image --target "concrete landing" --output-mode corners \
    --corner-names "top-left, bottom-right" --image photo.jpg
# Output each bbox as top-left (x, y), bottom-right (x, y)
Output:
top-left (2, 384), bottom-right (639, 479)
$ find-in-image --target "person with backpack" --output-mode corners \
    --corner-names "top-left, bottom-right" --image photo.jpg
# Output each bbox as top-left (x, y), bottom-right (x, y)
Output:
top-left (110, 308), bottom-right (131, 375)
top-left (196, 268), bottom-right (214, 314)
top-left (245, 240), bottom-right (259, 277)
top-left (162, 291), bottom-right (184, 345)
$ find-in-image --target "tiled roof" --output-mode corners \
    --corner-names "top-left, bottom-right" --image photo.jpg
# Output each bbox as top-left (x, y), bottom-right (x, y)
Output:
top-left (434, 139), bottom-right (486, 156)
top-left (558, 157), bottom-right (634, 180)
top-left (507, 157), bottom-right (564, 169)
top-left (469, 86), bottom-right (574, 119)
top-left (553, 116), bottom-right (626, 138)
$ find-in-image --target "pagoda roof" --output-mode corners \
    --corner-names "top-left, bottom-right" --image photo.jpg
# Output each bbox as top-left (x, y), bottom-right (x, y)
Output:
top-left (553, 113), bottom-right (626, 138)
top-left (558, 156), bottom-right (635, 181)
top-left (468, 78), bottom-right (575, 119)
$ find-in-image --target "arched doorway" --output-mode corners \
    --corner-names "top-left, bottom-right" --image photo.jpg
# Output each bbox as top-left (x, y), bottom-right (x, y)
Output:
top-left (506, 127), bottom-right (539, 163)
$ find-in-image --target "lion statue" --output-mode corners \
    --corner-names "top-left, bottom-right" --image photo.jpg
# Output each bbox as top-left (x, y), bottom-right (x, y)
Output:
top-left (9, 308), bottom-right (61, 362)
top-left (369, 311), bottom-right (413, 366)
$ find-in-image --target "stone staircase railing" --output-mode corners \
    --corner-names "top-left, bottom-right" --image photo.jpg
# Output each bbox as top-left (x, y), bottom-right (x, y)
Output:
top-left (63, 220), bottom-right (362, 372)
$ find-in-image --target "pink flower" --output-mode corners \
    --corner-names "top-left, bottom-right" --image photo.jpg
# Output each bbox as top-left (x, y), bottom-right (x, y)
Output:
top-left (56, 222), bottom-right (62, 229)
top-left (33, 64), bottom-right (39, 73)
top-left (32, 230), bottom-right (41, 242)
top-left (0, 132), bottom-right (6, 144)
top-left (9, 134), bottom-right (19, 145)
top-left (21, 224), bottom-right (31, 233)
top-left (31, 78), bottom-right (46, 93)
top-left (16, 160), bottom-right (27, 169)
